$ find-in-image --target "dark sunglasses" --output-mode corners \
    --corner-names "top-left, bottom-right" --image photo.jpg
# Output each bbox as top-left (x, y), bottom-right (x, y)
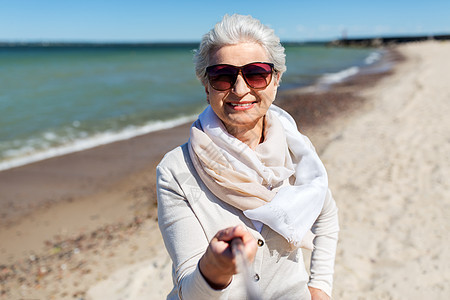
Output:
top-left (205, 62), bottom-right (275, 91)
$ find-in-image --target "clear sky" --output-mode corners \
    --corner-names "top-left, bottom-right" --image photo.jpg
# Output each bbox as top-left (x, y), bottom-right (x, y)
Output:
top-left (1, 0), bottom-right (449, 42)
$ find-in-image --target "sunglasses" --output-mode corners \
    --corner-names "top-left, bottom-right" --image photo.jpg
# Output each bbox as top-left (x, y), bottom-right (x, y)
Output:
top-left (206, 62), bottom-right (275, 91)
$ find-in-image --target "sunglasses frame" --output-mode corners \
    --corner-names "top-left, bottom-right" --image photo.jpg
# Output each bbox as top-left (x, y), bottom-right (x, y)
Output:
top-left (205, 62), bottom-right (275, 91)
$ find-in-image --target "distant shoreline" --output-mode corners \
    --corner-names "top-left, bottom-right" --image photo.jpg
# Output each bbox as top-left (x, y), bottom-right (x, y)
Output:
top-left (1, 33), bottom-right (449, 48)
top-left (330, 33), bottom-right (450, 47)
top-left (0, 41), bottom-right (328, 49)
top-left (0, 41), bottom-right (202, 48)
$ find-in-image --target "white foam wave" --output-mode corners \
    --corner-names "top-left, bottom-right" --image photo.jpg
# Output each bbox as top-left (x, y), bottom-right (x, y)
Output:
top-left (0, 115), bottom-right (197, 171)
top-left (365, 51), bottom-right (382, 65)
top-left (319, 66), bottom-right (360, 85)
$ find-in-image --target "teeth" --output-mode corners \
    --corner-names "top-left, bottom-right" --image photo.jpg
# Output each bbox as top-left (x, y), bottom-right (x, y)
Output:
top-left (230, 103), bottom-right (253, 107)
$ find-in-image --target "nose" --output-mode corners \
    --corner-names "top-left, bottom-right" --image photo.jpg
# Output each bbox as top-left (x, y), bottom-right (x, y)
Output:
top-left (231, 72), bottom-right (251, 96)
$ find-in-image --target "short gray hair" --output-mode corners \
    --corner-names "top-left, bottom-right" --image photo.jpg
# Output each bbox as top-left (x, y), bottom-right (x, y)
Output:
top-left (194, 14), bottom-right (287, 86)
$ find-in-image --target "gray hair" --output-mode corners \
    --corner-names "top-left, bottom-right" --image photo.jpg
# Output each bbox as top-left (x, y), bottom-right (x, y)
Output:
top-left (194, 14), bottom-right (287, 86)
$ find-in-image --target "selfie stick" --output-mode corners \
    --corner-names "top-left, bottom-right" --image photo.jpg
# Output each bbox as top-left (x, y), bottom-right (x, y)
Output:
top-left (231, 238), bottom-right (263, 300)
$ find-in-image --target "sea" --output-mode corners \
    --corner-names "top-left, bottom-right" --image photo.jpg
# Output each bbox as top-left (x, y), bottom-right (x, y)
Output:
top-left (0, 43), bottom-right (382, 171)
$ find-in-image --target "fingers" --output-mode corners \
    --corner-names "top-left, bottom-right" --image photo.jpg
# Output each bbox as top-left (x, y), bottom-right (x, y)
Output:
top-left (213, 225), bottom-right (257, 263)
top-left (214, 225), bottom-right (253, 242)
top-left (215, 225), bottom-right (244, 242)
top-left (209, 226), bottom-right (243, 261)
top-left (209, 236), bottom-right (232, 259)
top-left (200, 224), bottom-right (258, 289)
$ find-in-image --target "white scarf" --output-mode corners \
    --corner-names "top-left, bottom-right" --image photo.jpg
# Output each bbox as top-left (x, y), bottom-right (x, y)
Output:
top-left (188, 104), bottom-right (328, 248)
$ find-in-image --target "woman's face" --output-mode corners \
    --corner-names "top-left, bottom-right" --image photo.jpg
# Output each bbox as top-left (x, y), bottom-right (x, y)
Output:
top-left (206, 42), bottom-right (280, 134)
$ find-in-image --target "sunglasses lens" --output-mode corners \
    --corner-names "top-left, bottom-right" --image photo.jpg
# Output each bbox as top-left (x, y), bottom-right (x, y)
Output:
top-left (207, 65), bottom-right (237, 91)
top-left (206, 63), bottom-right (274, 91)
top-left (242, 63), bottom-right (273, 89)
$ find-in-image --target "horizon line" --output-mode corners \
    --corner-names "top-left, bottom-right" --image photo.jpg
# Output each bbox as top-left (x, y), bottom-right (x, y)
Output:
top-left (0, 32), bottom-right (449, 47)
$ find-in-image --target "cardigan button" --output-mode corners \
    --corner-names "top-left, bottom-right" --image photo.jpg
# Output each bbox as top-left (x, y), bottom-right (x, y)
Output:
top-left (257, 239), bottom-right (264, 247)
top-left (254, 273), bottom-right (260, 281)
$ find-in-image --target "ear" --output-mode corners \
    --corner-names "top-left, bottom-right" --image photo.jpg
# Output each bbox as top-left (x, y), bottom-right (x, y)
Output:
top-left (205, 86), bottom-right (210, 104)
top-left (271, 73), bottom-right (281, 103)
top-left (274, 72), bottom-right (281, 87)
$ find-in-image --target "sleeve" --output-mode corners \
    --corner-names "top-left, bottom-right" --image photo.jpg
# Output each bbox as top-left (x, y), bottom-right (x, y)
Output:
top-left (308, 189), bottom-right (339, 298)
top-left (156, 165), bottom-right (231, 299)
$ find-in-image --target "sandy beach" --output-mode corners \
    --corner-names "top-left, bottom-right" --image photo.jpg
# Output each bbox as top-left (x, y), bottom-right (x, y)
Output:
top-left (1, 40), bottom-right (449, 299)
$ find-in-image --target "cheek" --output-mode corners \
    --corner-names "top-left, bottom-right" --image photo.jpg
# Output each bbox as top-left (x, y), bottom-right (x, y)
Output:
top-left (208, 90), bottom-right (227, 106)
top-left (261, 85), bottom-right (278, 103)
top-left (253, 91), bottom-right (274, 110)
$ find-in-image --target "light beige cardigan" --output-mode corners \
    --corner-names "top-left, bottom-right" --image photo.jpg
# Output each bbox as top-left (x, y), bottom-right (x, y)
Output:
top-left (157, 144), bottom-right (339, 300)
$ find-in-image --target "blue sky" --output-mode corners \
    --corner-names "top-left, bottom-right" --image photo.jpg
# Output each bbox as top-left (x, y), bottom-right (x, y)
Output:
top-left (1, 0), bottom-right (449, 42)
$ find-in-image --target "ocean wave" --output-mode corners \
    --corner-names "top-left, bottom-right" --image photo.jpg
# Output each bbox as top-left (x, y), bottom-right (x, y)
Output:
top-left (0, 115), bottom-right (197, 171)
top-left (319, 66), bottom-right (360, 85)
top-left (365, 51), bottom-right (382, 65)
top-left (317, 50), bottom-right (385, 87)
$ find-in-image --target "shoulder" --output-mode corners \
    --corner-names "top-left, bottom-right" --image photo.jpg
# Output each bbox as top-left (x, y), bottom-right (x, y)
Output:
top-left (156, 143), bottom-right (200, 189)
top-left (157, 143), bottom-right (190, 171)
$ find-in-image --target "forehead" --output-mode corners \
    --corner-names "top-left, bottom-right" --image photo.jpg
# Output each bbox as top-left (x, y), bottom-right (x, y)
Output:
top-left (210, 42), bottom-right (269, 66)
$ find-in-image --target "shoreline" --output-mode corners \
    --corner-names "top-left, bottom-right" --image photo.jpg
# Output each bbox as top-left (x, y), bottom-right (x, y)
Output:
top-left (0, 114), bottom-right (199, 172)
top-left (2, 41), bottom-right (449, 299)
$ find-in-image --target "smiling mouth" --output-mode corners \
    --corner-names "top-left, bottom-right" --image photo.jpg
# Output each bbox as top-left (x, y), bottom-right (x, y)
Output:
top-left (228, 101), bottom-right (256, 108)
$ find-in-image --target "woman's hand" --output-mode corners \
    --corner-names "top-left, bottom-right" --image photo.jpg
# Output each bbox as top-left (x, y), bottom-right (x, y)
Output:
top-left (199, 225), bottom-right (257, 289)
top-left (308, 286), bottom-right (330, 300)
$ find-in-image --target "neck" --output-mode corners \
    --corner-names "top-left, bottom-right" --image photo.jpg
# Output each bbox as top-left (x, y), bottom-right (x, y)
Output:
top-left (224, 117), bottom-right (265, 150)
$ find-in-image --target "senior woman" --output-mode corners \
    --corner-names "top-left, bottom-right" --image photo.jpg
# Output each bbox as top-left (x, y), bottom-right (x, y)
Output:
top-left (157, 14), bottom-right (339, 300)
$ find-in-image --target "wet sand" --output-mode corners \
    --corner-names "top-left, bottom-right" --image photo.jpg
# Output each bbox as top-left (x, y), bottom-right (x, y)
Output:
top-left (1, 41), bottom-right (449, 299)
